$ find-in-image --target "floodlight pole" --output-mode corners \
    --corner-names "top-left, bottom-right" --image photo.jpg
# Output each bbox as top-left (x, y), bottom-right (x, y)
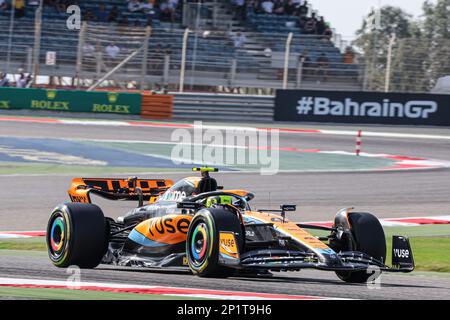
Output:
top-left (282, 32), bottom-right (293, 89)
top-left (5, 0), bottom-right (16, 74)
top-left (179, 28), bottom-right (190, 92)
top-left (384, 33), bottom-right (396, 93)
top-left (32, 0), bottom-right (44, 85)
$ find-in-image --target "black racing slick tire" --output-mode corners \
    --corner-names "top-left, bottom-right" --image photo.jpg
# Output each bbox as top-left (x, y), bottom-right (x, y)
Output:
top-left (46, 203), bottom-right (108, 268)
top-left (336, 212), bottom-right (387, 283)
top-left (186, 208), bottom-right (243, 278)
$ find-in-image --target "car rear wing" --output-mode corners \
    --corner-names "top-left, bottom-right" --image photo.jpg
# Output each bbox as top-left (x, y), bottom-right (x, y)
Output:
top-left (68, 177), bottom-right (173, 205)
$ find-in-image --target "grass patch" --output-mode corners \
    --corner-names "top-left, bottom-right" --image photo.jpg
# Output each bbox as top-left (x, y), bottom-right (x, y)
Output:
top-left (0, 287), bottom-right (202, 300)
top-left (0, 162), bottom-right (188, 175)
top-left (0, 237), bottom-right (47, 251)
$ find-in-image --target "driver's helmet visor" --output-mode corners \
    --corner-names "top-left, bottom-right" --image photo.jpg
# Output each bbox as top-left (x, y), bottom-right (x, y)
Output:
top-left (206, 195), bottom-right (233, 207)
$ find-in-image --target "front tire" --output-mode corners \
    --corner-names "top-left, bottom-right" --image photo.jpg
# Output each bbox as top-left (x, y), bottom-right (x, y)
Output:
top-left (46, 203), bottom-right (108, 268)
top-left (186, 208), bottom-right (243, 278)
top-left (335, 212), bottom-right (386, 283)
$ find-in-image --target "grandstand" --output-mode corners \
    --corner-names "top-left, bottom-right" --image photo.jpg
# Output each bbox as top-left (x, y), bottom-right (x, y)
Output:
top-left (0, 0), bottom-right (361, 92)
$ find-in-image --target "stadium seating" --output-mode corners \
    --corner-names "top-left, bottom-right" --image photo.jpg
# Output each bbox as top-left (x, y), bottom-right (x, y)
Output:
top-left (0, 1), bottom-right (359, 88)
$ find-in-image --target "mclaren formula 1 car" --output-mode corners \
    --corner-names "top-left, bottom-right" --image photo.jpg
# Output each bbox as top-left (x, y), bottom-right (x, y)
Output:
top-left (47, 168), bottom-right (414, 283)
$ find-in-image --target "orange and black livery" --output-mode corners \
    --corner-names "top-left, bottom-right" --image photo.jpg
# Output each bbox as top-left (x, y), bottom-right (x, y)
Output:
top-left (47, 167), bottom-right (415, 282)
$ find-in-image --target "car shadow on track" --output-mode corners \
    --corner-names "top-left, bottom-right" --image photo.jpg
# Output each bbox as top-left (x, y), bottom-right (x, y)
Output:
top-left (228, 274), bottom-right (442, 290)
top-left (95, 266), bottom-right (442, 290)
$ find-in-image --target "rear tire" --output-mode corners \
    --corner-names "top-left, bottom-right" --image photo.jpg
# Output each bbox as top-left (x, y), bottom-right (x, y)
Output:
top-left (335, 212), bottom-right (386, 283)
top-left (186, 207), bottom-right (243, 278)
top-left (46, 203), bottom-right (108, 268)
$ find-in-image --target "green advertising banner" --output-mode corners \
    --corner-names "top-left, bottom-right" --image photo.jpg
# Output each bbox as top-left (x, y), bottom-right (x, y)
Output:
top-left (0, 88), bottom-right (142, 115)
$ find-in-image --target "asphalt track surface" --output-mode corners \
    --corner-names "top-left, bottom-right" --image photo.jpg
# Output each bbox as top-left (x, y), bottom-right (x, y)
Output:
top-left (0, 119), bottom-right (450, 299)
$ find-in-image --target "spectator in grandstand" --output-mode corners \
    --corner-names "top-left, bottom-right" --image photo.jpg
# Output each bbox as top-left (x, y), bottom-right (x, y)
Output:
top-left (232, 0), bottom-right (246, 21)
top-left (95, 4), bottom-right (110, 22)
top-left (232, 32), bottom-right (246, 48)
top-left (141, 0), bottom-right (155, 13)
top-left (273, 0), bottom-right (285, 15)
top-left (0, 0), bottom-right (8, 12)
top-left (284, 0), bottom-right (296, 15)
top-left (343, 46), bottom-right (355, 64)
top-left (315, 52), bottom-right (329, 82)
top-left (16, 70), bottom-right (28, 88)
top-left (302, 13), bottom-right (317, 34)
top-left (297, 0), bottom-right (308, 17)
top-left (83, 10), bottom-right (95, 22)
top-left (83, 42), bottom-right (96, 57)
top-left (323, 26), bottom-right (333, 41)
top-left (261, 0), bottom-right (274, 14)
top-left (165, 44), bottom-right (173, 56)
top-left (108, 6), bottom-right (119, 22)
top-left (14, 0), bottom-right (26, 18)
top-left (128, 0), bottom-right (142, 12)
top-left (298, 49), bottom-right (312, 77)
top-left (0, 73), bottom-right (9, 87)
top-left (150, 44), bottom-right (164, 72)
top-left (159, 0), bottom-right (176, 22)
top-left (316, 16), bottom-right (326, 35)
top-left (105, 43), bottom-right (121, 66)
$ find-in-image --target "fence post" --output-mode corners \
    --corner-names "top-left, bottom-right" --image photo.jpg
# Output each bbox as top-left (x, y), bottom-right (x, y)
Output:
top-left (26, 46), bottom-right (33, 74)
top-left (283, 32), bottom-right (293, 89)
top-left (75, 22), bottom-right (87, 89)
top-left (32, 2), bottom-right (43, 85)
top-left (296, 57), bottom-right (304, 89)
top-left (140, 26), bottom-right (152, 90)
top-left (384, 33), bottom-right (396, 93)
top-left (230, 58), bottom-right (237, 86)
top-left (179, 28), bottom-right (190, 92)
top-left (163, 54), bottom-right (170, 84)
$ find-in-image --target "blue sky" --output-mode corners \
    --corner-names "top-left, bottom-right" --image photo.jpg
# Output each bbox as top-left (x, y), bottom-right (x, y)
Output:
top-left (311, 0), bottom-right (434, 39)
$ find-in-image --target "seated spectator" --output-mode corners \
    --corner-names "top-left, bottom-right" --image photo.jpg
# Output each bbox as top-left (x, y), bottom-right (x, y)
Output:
top-left (316, 16), bottom-right (326, 35)
top-left (284, 0), bottom-right (296, 15)
top-left (232, 32), bottom-right (246, 48)
top-left (0, 72), bottom-right (9, 87)
top-left (83, 43), bottom-right (96, 57)
top-left (273, 0), bottom-right (285, 15)
top-left (105, 42), bottom-right (120, 66)
top-left (159, 0), bottom-right (176, 22)
top-left (343, 46), bottom-right (355, 64)
top-left (298, 49), bottom-right (312, 77)
top-left (323, 26), bottom-right (333, 41)
top-left (16, 70), bottom-right (28, 88)
top-left (302, 13), bottom-right (317, 34)
top-left (297, 0), bottom-right (308, 17)
top-left (14, 0), bottom-right (26, 18)
top-left (315, 52), bottom-right (329, 81)
top-left (232, 0), bottom-right (246, 21)
top-left (128, 0), bottom-right (142, 12)
top-left (0, 0), bottom-right (8, 12)
top-left (95, 4), bottom-right (109, 22)
top-left (108, 6), bottom-right (119, 22)
top-left (261, 0), bottom-right (274, 14)
top-left (83, 10), bottom-right (95, 22)
top-left (141, 0), bottom-right (155, 13)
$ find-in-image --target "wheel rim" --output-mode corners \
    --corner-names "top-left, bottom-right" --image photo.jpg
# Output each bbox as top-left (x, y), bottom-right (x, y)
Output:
top-left (48, 214), bottom-right (66, 259)
top-left (190, 222), bottom-right (208, 266)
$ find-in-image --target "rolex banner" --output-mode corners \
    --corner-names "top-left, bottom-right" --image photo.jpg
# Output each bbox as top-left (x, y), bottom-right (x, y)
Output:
top-left (0, 88), bottom-right (142, 115)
